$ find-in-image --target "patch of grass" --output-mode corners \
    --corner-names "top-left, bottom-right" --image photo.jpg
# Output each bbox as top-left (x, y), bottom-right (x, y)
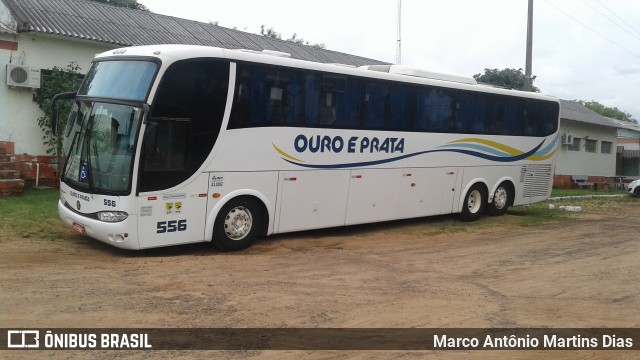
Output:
top-left (508, 194), bottom-right (638, 226)
top-left (508, 201), bottom-right (570, 226)
top-left (551, 195), bottom-right (637, 214)
top-left (0, 188), bottom-right (71, 241)
top-left (551, 188), bottom-right (627, 198)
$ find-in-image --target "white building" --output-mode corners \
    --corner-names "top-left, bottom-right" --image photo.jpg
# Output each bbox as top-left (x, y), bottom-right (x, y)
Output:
top-left (553, 100), bottom-right (622, 188)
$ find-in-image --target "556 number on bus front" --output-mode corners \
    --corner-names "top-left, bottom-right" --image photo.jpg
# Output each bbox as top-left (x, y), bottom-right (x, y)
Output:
top-left (156, 220), bottom-right (187, 233)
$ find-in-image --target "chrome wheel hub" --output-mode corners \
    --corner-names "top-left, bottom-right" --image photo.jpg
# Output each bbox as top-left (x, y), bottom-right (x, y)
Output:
top-left (224, 206), bottom-right (253, 240)
top-left (494, 187), bottom-right (508, 209)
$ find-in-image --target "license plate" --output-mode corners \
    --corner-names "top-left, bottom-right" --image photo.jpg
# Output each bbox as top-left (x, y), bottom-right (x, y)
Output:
top-left (72, 221), bottom-right (85, 234)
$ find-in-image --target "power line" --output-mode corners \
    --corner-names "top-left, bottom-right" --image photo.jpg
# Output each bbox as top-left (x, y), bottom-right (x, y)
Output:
top-left (593, 0), bottom-right (640, 36)
top-left (543, 0), bottom-right (640, 59)
top-left (582, 0), bottom-right (640, 43)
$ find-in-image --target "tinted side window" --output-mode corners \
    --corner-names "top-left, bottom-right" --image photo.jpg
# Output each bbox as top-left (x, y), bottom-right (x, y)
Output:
top-left (414, 88), bottom-right (453, 132)
top-left (363, 81), bottom-right (410, 131)
top-left (230, 66), bottom-right (304, 128)
top-left (308, 75), bottom-right (361, 128)
top-left (455, 92), bottom-right (489, 133)
top-left (524, 101), bottom-right (542, 136)
top-left (542, 101), bottom-right (559, 136)
top-left (140, 59), bottom-right (229, 192)
top-left (228, 63), bottom-right (559, 137)
top-left (495, 100), bottom-right (524, 136)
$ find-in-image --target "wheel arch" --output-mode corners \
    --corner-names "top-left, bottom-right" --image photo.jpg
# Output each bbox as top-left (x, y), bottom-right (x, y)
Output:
top-left (457, 179), bottom-right (489, 213)
top-left (204, 190), bottom-right (272, 242)
top-left (490, 177), bottom-right (516, 206)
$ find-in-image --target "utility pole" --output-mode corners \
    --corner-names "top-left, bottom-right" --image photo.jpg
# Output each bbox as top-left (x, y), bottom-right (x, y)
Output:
top-left (524, 0), bottom-right (533, 91)
top-left (396, 0), bottom-right (402, 64)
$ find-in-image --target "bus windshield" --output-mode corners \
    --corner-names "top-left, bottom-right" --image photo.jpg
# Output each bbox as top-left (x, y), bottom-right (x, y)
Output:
top-left (62, 101), bottom-right (144, 194)
top-left (78, 60), bottom-right (157, 101)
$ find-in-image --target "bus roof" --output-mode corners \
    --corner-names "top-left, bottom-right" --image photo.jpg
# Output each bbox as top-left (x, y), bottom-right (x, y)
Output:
top-left (95, 44), bottom-right (558, 103)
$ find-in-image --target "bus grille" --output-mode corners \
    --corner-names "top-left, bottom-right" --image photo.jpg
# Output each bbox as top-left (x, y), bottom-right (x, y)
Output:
top-left (520, 164), bottom-right (552, 198)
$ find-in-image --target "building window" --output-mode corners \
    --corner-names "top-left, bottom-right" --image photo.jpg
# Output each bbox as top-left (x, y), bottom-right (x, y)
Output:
top-left (601, 141), bottom-right (612, 154)
top-left (585, 139), bottom-right (597, 153)
top-left (568, 137), bottom-right (581, 151)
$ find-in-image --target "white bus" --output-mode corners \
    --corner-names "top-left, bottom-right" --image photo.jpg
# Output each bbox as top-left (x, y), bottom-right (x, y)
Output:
top-left (54, 44), bottom-right (560, 251)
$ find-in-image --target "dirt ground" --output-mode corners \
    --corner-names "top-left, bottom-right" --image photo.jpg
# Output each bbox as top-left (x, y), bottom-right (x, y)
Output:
top-left (1, 198), bottom-right (639, 359)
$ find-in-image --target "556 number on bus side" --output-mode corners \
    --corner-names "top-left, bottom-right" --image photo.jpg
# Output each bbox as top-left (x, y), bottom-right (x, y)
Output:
top-left (156, 220), bottom-right (187, 233)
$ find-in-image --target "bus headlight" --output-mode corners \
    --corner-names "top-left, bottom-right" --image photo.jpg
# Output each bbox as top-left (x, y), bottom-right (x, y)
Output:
top-left (97, 211), bottom-right (129, 222)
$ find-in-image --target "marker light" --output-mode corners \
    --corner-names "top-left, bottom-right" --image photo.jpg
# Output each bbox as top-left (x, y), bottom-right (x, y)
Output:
top-left (97, 211), bottom-right (129, 222)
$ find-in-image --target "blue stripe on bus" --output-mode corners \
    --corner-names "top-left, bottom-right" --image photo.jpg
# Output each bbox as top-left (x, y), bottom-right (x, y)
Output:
top-left (283, 139), bottom-right (546, 169)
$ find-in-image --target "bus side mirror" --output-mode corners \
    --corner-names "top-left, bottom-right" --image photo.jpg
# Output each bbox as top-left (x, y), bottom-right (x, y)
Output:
top-left (51, 92), bottom-right (76, 135)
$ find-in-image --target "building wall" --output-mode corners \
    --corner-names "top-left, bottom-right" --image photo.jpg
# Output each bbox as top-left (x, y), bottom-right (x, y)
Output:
top-left (0, 32), bottom-right (113, 155)
top-left (618, 137), bottom-right (640, 151)
top-left (556, 118), bottom-right (617, 177)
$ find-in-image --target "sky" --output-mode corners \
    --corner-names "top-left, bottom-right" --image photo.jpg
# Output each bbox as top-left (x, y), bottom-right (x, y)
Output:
top-left (141, 0), bottom-right (640, 120)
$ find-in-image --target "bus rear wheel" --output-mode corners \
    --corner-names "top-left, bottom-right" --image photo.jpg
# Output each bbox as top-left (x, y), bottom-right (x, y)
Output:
top-left (213, 197), bottom-right (262, 251)
top-left (487, 183), bottom-right (512, 216)
top-left (460, 184), bottom-right (487, 222)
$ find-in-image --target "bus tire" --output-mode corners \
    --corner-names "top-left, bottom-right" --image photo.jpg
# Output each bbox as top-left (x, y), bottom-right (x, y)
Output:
top-left (213, 197), bottom-right (262, 251)
top-left (487, 182), bottom-right (512, 216)
top-left (460, 184), bottom-right (487, 222)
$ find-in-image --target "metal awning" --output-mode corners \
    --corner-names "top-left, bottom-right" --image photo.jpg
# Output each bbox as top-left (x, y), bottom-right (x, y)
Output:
top-left (621, 149), bottom-right (640, 158)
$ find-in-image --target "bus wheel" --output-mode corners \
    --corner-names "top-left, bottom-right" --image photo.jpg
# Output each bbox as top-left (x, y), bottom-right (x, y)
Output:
top-left (460, 184), bottom-right (487, 222)
top-left (487, 183), bottom-right (511, 216)
top-left (213, 197), bottom-right (261, 251)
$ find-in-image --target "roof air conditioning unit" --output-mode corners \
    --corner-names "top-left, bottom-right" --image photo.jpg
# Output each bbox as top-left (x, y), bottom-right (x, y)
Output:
top-left (561, 133), bottom-right (573, 145)
top-left (6, 64), bottom-right (41, 88)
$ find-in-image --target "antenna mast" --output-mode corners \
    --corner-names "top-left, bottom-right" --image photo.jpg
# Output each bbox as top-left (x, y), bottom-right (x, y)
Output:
top-left (396, 0), bottom-right (402, 64)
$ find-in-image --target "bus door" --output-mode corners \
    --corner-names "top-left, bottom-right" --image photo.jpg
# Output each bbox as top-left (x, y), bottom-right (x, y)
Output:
top-left (136, 118), bottom-right (209, 248)
top-left (136, 179), bottom-right (210, 249)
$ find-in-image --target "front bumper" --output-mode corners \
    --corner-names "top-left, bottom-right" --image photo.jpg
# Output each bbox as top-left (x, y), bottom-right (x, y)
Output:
top-left (58, 200), bottom-right (140, 250)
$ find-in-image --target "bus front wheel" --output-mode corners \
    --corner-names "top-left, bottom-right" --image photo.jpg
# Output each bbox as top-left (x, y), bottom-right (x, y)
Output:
top-left (213, 197), bottom-right (262, 251)
top-left (460, 184), bottom-right (487, 222)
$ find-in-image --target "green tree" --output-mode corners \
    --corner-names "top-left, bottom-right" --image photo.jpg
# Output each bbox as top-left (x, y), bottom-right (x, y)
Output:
top-left (576, 100), bottom-right (638, 124)
top-left (89, 0), bottom-right (148, 10)
top-left (260, 25), bottom-right (282, 40)
top-left (260, 25), bottom-right (326, 49)
top-left (34, 63), bottom-right (82, 165)
top-left (473, 68), bottom-right (540, 92)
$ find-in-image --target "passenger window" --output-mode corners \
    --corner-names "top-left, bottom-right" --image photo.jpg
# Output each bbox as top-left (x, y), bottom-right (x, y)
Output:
top-left (307, 74), bottom-right (360, 128)
top-left (415, 88), bottom-right (452, 132)
top-left (230, 66), bottom-right (303, 127)
top-left (455, 92), bottom-right (488, 133)
top-left (496, 101), bottom-right (524, 136)
top-left (363, 81), bottom-right (410, 130)
top-left (523, 101), bottom-right (542, 136)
